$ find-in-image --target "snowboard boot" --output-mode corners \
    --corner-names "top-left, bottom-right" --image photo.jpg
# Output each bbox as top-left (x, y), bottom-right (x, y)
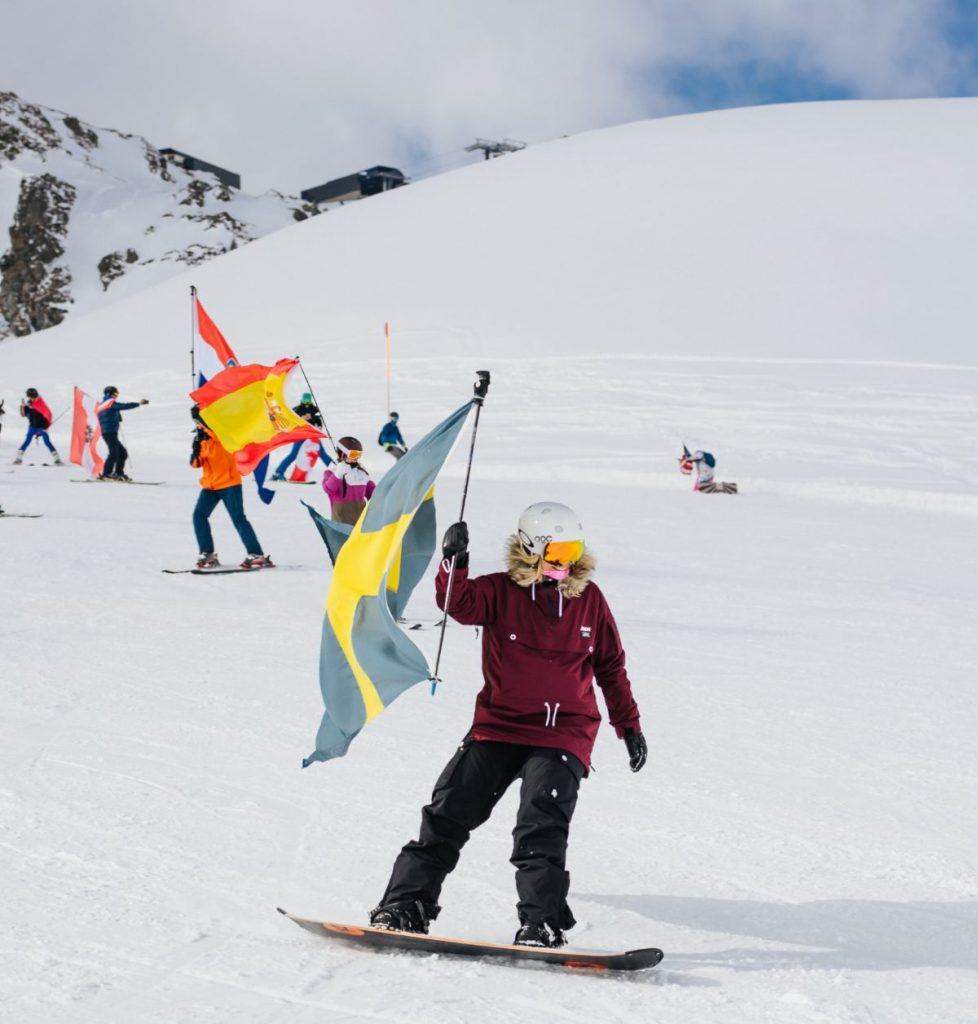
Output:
top-left (13, 452), bottom-right (23, 465)
top-left (513, 921), bottom-right (566, 948)
top-left (270, 472), bottom-right (286, 481)
top-left (196, 552), bottom-right (220, 569)
top-left (240, 553), bottom-right (274, 569)
top-left (369, 898), bottom-right (435, 934)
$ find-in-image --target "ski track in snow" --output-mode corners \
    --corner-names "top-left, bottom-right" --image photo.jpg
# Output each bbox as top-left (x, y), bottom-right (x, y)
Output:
top-left (1, 352), bottom-right (976, 1024)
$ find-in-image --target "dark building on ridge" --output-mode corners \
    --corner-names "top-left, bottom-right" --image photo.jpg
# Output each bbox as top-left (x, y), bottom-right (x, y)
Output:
top-left (160, 148), bottom-right (241, 189)
top-left (300, 166), bottom-right (406, 205)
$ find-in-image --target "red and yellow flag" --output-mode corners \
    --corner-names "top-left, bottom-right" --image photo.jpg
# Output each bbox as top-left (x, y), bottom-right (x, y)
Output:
top-left (190, 358), bottom-right (325, 474)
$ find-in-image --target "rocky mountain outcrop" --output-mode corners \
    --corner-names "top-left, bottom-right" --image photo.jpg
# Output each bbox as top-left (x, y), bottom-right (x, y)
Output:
top-left (0, 91), bottom-right (319, 339)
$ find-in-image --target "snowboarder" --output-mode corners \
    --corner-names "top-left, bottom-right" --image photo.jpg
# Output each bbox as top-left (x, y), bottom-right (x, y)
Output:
top-left (270, 393), bottom-right (332, 480)
top-left (321, 436), bottom-right (375, 524)
top-left (679, 446), bottom-right (715, 490)
top-left (369, 501), bottom-right (647, 949)
top-left (378, 411), bottom-right (407, 461)
top-left (96, 386), bottom-right (149, 481)
top-left (190, 406), bottom-right (271, 569)
top-left (13, 388), bottom-right (61, 464)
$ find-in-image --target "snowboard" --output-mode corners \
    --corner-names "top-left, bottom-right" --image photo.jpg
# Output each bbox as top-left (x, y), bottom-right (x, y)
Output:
top-left (0, 511), bottom-right (42, 518)
top-left (697, 482), bottom-right (738, 494)
top-left (277, 910), bottom-right (663, 973)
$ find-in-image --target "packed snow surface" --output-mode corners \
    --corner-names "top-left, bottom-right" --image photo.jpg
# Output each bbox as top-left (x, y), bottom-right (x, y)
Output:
top-left (1, 98), bottom-right (976, 1023)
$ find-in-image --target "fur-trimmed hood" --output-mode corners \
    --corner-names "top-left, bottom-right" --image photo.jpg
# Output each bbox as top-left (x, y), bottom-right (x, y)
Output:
top-left (504, 535), bottom-right (594, 599)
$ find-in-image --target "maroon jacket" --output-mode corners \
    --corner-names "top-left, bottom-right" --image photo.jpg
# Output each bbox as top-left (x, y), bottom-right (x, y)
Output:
top-left (435, 549), bottom-right (641, 771)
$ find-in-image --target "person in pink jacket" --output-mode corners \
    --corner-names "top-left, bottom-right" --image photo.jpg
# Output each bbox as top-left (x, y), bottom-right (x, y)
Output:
top-left (321, 435), bottom-right (376, 524)
top-left (369, 501), bottom-right (647, 949)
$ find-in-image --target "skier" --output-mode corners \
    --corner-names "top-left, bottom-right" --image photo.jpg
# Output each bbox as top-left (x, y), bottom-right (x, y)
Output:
top-left (13, 388), bottom-right (61, 464)
top-left (96, 386), bottom-right (149, 481)
top-left (369, 502), bottom-right (647, 949)
top-left (377, 411), bottom-right (407, 461)
top-left (270, 393), bottom-right (332, 480)
top-left (679, 447), bottom-right (716, 491)
top-left (321, 436), bottom-right (375, 524)
top-left (190, 406), bottom-right (272, 569)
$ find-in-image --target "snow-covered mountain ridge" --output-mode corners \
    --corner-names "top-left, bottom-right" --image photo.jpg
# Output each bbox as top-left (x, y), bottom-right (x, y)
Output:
top-left (0, 91), bottom-right (317, 339)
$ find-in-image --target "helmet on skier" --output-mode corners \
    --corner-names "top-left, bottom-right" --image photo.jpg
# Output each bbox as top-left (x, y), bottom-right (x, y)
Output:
top-left (103, 386), bottom-right (119, 397)
top-left (25, 387), bottom-right (39, 399)
top-left (301, 392), bottom-right (313, 404)
top-left (337, 436), bottom-right (363, 461)
top-left (389, 411), bottom-right (399, 422)
top-left (517, 502), bottom-right (585, 565)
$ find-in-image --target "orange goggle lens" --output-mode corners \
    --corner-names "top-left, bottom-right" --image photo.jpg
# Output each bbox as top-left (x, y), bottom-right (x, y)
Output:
top-left (543, 539), bottom-right (584, 565)
top-left (342, 449), bottom-right (362, 461)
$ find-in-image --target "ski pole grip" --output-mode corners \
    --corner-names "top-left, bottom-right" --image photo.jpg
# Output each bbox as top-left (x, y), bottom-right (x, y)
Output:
top-left (473, 370), bottom-right (490, 403)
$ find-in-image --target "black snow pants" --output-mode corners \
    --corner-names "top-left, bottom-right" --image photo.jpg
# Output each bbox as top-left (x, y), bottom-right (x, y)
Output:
top-left (102, 431), bottom-right (128, 476)
top-left (379, 738), bottom-right (585, 931)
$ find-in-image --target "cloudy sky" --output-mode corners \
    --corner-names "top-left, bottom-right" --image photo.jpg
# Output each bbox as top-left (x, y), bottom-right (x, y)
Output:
top-left (4, 0), bottom-right (977, 195)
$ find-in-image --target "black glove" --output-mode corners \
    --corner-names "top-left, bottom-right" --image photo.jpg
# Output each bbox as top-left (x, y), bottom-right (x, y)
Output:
top-left (191, 427), bottom-right (206, 464)
top-left (442, 521), bottom-right (469, 569)
top-left (473, 370), bottom-right (490, 401)
top-left (624, 729), bottom-right (647, 773)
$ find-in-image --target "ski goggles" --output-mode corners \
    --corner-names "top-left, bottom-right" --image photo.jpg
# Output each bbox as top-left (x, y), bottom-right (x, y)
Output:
top-left (542, 539), bottom-right (584, 565)
top-left (338, 444), bottom-right (362, 460)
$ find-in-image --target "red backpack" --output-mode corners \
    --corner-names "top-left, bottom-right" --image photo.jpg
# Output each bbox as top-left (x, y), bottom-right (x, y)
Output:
top-left (32, 396), bottom-right (53, 429)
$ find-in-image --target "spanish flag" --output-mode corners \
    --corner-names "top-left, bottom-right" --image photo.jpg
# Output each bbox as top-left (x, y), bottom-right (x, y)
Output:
top-left (190, 358), bottom-right (326, 474)
top-left (303, 400), bottom-right (472, 766)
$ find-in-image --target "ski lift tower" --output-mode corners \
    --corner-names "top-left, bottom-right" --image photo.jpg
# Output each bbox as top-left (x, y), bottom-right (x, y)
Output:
top-left (465, 138), bottom-right (527, 161)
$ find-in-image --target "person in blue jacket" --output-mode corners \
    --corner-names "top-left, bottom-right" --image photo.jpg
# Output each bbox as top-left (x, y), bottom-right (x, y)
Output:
top-left (96, 386), bottom-right (149, 481)
top-left (270, 393), bottom-right (332, 480)
top-left (378, 411), bottom-right (407, 461)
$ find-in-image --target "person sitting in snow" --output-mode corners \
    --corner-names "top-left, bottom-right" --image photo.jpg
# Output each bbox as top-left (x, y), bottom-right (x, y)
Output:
top-left (377, 411), bottom-right (407, 461)
top-left (368, 501), bottom-right (646, 949)
top-left (190, 406), bottom-right (271, 570)
top-left (13, 388), bottom-right (61, 465)
top-left (679, 446), bottom-right (716, 491)
top-left (321, 436), bottom-right (375, 524)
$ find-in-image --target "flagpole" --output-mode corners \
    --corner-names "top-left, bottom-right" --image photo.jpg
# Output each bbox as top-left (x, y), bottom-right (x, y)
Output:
top-left (385, 320), bottom-right (391, 415)
top-left (189, 285), bottom-right (197, 389)
top-left (430, 370), bottom-right (491, 693)
top-left (296, 358), bottom-right (338, 458)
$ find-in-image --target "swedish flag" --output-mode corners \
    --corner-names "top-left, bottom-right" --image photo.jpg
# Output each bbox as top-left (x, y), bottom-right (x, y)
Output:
top-left (303, 401), bottom-right (472, 766)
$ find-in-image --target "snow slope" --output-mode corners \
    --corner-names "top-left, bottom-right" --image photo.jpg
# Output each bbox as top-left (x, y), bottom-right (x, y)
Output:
top-left (1, 99), bottom-right (977, 1024)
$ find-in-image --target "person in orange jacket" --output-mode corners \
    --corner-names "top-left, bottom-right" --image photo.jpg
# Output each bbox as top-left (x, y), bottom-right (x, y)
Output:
top-left (190, 406), bottom-right (272, 570)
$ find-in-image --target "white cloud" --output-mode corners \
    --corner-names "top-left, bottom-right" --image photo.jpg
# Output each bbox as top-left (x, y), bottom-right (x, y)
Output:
top-left (1, 0), bottom-right (972, 193)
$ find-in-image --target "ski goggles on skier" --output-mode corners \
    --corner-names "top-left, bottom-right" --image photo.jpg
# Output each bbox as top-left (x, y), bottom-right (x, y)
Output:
top-left (542, 539), bottom-right (584, 565)
top-left (338, 444), bottom-right (362, 460)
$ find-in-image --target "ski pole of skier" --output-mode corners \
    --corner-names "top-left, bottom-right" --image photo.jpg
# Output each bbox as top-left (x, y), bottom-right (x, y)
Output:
top-left (296, 359), bottom-right (337, 459)
top-left (430, 370), bottom-right (490, 691)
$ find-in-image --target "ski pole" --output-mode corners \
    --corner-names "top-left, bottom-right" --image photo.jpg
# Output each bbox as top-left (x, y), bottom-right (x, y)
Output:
top-left (296, 358), bottom-right (338, 459)
top-left (430, 370), bottom-right (490, 693)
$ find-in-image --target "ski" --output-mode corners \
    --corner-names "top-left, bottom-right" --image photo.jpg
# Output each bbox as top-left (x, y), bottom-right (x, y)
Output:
top-left (71, 479), bottom-right (164, 485)
top-left (277, 910), bottom-right (663, 973)
top-left (162, 564), bottom-right (301, 575)
top-left (163, 567), bottom-right (274, 575)
top-left (0, 511), bottom-right (43, 518)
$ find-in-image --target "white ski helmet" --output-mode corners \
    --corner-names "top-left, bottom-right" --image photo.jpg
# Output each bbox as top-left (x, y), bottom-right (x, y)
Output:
top-left (517, 502), bottom-right (584, 559)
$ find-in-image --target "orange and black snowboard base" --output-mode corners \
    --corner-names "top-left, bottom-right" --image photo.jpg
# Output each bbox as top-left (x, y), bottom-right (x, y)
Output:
top-left (277, 909), bottom-right (663, 973)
